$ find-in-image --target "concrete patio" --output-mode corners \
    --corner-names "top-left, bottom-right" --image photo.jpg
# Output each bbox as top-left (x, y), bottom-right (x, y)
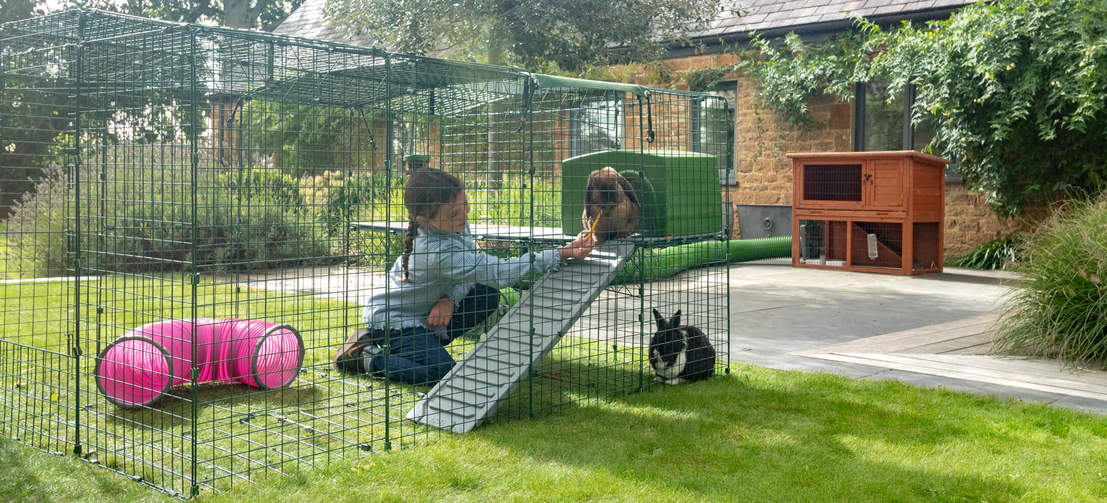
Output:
top-left (726, 260), bottom-right (1107, 414)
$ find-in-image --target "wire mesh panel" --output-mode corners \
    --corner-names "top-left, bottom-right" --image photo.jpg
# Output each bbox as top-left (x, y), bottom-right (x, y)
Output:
top-left (1, 9), bottom-right (732, 496)
top-left (472, 85), bottom-right (732, 427)
top-left (802, 164), bottom-right (863, 202)
top-left (798, 219), bottom-right (849, 266)
top-left (852, 221), bottom-right (904, 269)
top-left (0, 10), bottom-right (83, 462)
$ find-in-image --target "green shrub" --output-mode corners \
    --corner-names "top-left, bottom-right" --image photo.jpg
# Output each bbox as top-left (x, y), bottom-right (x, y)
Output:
top-left (218, 168), bottom-right (305, 211)
top-left (2, 167), bottom-right (70, 278)
top-left (319, 173), bottom-right (399, 234)
top-left (348, 231), bottom-right (406, 270)
top-left (4, 162), bottom-right (331, 277)
top-left (994, 194), bottom-right (1107, 367)
top-left (125, 191), bottom-right (330, 271)
top-left (952, 235), bottom-right (1021, 270)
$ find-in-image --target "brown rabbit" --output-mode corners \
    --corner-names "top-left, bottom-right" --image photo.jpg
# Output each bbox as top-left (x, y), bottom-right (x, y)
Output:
top-left (581, 166), bottom-right (640, 243)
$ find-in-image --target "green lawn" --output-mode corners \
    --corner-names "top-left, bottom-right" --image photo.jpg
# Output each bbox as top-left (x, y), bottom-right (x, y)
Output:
top-left (2, 266), bottom-right (1106, 502)
top-left (2, 364), bottom-right (1106, 502)
top-left (0, 273), bottom-right (655, 497)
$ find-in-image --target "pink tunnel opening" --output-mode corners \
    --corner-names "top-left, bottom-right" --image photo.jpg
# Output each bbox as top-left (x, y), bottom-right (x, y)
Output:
top-left (95, 337), bottom-right (173, 408)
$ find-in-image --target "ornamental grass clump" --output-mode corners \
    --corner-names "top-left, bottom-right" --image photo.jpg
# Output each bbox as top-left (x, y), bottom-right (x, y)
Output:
top-left (994, 194), bottom-right (1107, 367)
top-left (952, 234), bottom-right (1021, 270)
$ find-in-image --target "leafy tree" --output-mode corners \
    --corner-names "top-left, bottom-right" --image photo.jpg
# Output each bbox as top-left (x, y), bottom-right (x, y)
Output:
top-left (88, 0), bottom-right (309, 166)
top-left (77, 0), bottom-right (304, 30)
top-left (1, 0), bottom-right (40, 21)
top-left (324, 0), bottom-right (724, 70)
top-left (741, 31), bottom-right (863, 129)
top-left (321, 0), bottom-right (726, 189)
top-left (745, 0), bottom-right (1107, 216)
top-left (1, 0), bottom-right (60, 215)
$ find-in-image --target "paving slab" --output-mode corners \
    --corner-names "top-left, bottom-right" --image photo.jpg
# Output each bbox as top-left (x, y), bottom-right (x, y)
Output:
top-left (728, 260), bottom-right (1107, 414)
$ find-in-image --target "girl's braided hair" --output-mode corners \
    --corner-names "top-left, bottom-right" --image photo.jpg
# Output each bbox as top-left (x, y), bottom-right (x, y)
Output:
top-left (401, 169), bottom-right (464, 280)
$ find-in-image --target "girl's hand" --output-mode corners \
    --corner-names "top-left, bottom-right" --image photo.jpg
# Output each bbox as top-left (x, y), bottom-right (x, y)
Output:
top-left (559, 235), bottom-right (595, 261)
top-left (427, 297), bottom-right (454, 326)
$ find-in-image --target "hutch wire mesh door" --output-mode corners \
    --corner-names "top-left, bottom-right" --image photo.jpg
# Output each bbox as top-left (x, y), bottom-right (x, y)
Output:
top-left (1, 9), bottom-right (732, 496)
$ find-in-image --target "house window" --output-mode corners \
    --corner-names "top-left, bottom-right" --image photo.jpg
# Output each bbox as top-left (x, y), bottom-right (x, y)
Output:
top-left (569, 93), bottom-right (623, 157)
top-left (692, 81), bottom-right (737, 185)
top-left (854, 82), bottom-right (961, 182)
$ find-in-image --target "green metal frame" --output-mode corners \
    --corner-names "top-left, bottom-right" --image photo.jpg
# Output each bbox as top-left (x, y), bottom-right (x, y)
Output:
top-left (0, 8), bottom-right (735, 498)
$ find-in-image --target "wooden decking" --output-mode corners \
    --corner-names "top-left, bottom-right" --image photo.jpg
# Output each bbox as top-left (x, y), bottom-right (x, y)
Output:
top-left (794, 314), bottom-right (1107, 402)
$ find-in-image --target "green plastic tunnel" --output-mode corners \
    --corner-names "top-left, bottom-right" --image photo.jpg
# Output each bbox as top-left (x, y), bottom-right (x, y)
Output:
top-left (499, 236), bottom-right (791, 306)
top-left (611, 235), bottom-right (792, 285)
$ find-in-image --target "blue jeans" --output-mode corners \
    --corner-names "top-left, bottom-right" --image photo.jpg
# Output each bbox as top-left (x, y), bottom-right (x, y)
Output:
top-left (368, 284), bottom-right (500, 386)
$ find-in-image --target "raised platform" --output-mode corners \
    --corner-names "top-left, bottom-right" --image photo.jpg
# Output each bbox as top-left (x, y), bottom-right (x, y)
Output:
top-left (351, 221), bottom-right (575, 244)
top-left (351, 221), bottom-right (725, 247)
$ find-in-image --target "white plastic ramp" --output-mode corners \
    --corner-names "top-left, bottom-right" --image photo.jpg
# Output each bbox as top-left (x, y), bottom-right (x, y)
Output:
top-left (407, 241), bottom-right (636, 433)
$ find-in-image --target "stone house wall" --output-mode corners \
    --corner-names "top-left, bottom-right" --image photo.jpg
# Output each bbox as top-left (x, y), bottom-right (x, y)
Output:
top-left (613, 53), bottom-right (1022, 256)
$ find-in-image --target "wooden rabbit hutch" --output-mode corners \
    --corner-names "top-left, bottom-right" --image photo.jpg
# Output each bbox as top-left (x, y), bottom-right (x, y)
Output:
top-left (789, 151), bottom-right (949, 275)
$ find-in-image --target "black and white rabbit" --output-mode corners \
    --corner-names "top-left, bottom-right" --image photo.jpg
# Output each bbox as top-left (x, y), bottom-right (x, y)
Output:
top-left (649, 309), bottom-right (716, 385)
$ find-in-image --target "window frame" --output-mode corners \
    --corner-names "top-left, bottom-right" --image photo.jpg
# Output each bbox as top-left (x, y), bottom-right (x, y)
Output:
top-left (854, 82), bottom-right (962, 182)
top-left (568, 92), bottom-right (624, 158)
top-left (691, 80), bottom-right (737, 186)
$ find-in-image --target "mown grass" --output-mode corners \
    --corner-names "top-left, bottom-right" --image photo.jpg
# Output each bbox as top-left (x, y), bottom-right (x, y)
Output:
top-left (2, 365), bottom-right (1106, 502)
top-left (349, 175), bottom-right (561, 227)
top-left (0, 273), bottom-right (656, 497)
top-left (347, 175), bottom-right (565, 270)
top-left (0, 249), bottom-right (11, 281)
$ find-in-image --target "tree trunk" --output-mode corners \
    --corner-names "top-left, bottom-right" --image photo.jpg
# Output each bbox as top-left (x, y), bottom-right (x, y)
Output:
top-left (210, 97), bottom-right (240, 167)
top-left (211, 0), bottom-right (267, 168)
top-left (222, 0), bottom-right (267, 29)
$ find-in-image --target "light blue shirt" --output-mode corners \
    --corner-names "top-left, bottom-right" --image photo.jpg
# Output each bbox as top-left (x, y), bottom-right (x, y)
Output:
top-left (363, 224), bottom-right (561, 342)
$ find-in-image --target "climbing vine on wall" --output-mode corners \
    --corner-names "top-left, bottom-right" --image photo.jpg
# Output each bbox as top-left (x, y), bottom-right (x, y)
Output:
top-left (686, 67), bottom-right (731, 92)
top-left (742, 32), bottom-right (863, 129)
top-left (744, 0), bottom-right (1107, 216)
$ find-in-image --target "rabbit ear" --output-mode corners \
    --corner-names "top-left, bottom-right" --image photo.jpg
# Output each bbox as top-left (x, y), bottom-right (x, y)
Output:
top-left (671, 310), bottom-right (681, 328)
top-left (652, 309), bottom-right (666, 330)
top-left (615, 173), bottom-right (639, 206)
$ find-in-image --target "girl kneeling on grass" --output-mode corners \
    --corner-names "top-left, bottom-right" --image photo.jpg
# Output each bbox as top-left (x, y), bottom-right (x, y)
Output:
top-left (335, 169), bottom-right (594, 386)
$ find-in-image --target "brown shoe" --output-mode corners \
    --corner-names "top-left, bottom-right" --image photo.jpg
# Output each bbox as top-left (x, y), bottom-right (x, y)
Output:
top-left (334, 327), bottom-right (376, 374)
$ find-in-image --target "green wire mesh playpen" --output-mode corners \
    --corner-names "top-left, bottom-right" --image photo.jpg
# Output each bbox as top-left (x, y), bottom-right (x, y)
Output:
top-left (1, 9), bottom-right (733, 497)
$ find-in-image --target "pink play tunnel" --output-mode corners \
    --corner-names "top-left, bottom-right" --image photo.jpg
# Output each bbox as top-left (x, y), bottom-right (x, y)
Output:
top-left (94, 318), bottom-right (305, 408)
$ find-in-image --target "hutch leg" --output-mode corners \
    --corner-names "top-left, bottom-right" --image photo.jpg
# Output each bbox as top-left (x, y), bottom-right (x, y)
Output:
top-left (792, 215), bottom-right (801, 266)
top-left (845, 219), bottom-right (853, 269)
top-left (903, 220), bottom-right (915, 275)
